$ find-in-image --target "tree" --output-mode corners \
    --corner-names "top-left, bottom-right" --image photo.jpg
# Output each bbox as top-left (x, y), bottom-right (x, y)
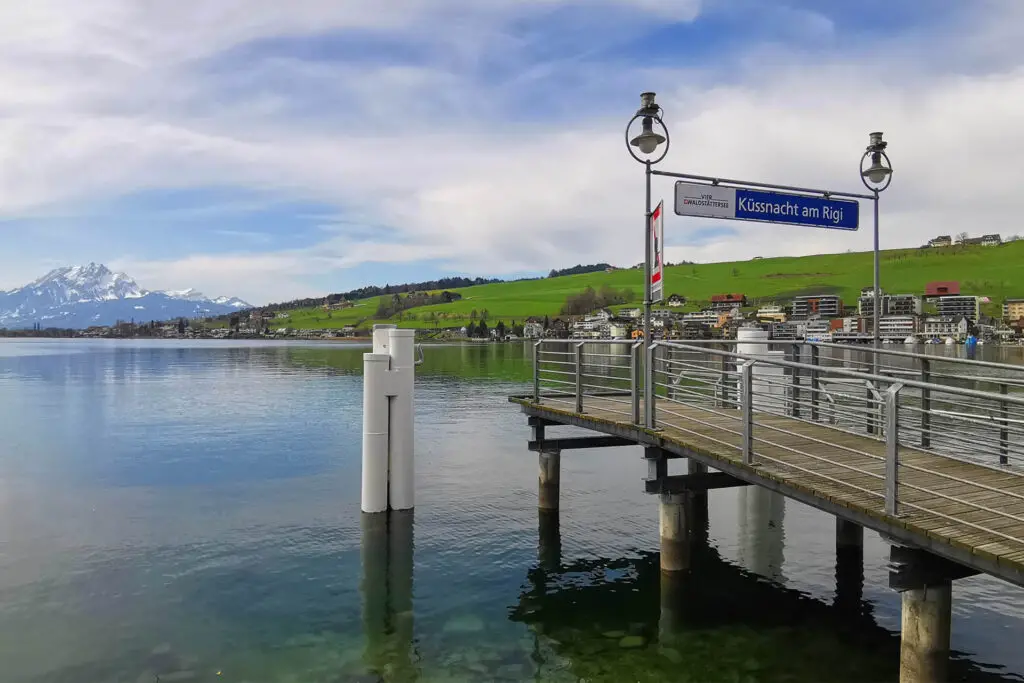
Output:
top-left (543, 315), bottom-right (550, 329)
top-left (465, 321), bottom-right (476, 337)
top-left (477, 320), bottom-right (489, 338)
top-left (177, 318), bottom-right (186, 335)
top-left (470, 309), bottom-right (478, 321)
top-left (956, 232), bottom-right (969, 245)
top-left (496, 321), bottom-right (507, 338)
top-left (480, 309), bottom-right (489, 322)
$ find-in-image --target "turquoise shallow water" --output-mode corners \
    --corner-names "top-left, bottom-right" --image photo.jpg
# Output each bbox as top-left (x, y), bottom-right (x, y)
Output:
top-left (0, 338), bottom-right (1023, 682)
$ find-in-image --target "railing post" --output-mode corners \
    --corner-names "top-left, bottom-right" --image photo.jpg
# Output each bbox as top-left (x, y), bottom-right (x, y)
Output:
top-left (999, 383), bottom-right (1009, 466)
top-left (741, 359), bottom-right (757, 464)
top-left (574, 342), bottom-right (584, 413)
top-left (810, 345), bottom-right (820, 422)
top-left (533, 341), bottom-right (542, 402)
top-left (885, 383), bottom-right (904, 516)
top-left (865, 377), bottom-right (875, 435)
top-left (790, 343), bottom-right (801, 419)
top-left (645, 343), bottom-right (657, 428)
top-left (920, 358), bottom-right (931, 448)
top-left (631, 342), bottom-right (642, 425)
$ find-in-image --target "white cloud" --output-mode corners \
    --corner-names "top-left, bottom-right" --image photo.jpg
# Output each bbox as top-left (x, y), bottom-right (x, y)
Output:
top-left (1, 1), bottom-right (1024, 304)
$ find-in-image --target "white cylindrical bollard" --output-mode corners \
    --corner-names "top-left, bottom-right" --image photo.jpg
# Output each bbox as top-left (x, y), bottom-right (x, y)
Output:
top-left (361, 352), bottom-right (391, 513)
top-left (387, 328), bottom-right (416, 511)
top-left (736, 327), bottom-right (785, 413)
top-left (373, 323), bottom-right (396, 355)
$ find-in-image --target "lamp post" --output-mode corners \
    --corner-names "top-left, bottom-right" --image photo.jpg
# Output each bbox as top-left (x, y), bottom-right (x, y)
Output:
top-left (860, 132), bottom-right (893, 358)
top-left (626, 92), bottom-right (670, 427)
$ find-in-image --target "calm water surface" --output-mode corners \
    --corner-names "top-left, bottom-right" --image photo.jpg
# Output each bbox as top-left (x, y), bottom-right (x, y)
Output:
top-left (1, 339), bottom-right (1023, 683)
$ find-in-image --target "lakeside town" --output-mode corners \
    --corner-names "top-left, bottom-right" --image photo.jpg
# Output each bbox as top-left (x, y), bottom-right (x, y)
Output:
top-left (32, 277), bottom-right (1022, 347)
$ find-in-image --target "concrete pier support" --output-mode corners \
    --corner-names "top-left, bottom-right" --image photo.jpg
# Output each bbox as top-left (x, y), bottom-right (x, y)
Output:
top-left (834, 518), bottom-right (865, 613)
top-left (687, 459), bottom-right (709, 541)
top-left (836, 518), bottom-right (864, 550)
top-left (899, 581), bottom-right (952, 683)
top-left (538, 450), bottom-right (560, 511)
top-left (538, 509), bottom-right (561, 572)
top-left (659, 493), bottom-right (690, 572)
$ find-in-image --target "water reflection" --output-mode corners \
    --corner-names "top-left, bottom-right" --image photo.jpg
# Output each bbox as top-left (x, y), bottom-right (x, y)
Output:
top-left (737, 486), bottom-right (786, 583)
top-left (512, 515), bottom-right (1019, 683)
top-left (360, 510), bottom-right (417, 681)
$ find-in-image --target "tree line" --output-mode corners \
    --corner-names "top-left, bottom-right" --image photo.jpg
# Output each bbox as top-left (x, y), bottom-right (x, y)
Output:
top-left (261, 276), bottom-right (501, 312)
top-left (560, 285), bottom-right (635, 316)
top-left (375, 291), bottom-right (462, 318)
top-left (547, 263), bottom-right (612, 278)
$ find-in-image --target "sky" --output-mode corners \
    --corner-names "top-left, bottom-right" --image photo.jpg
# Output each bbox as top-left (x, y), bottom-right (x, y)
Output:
top-left (1, 0), bottom-right (1023, 305)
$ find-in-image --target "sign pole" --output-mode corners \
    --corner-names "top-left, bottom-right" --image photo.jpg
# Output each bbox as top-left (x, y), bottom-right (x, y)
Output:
top-left (873, 191), bottom-right (881, 364)
top-left (643, 161), bottom-right (653, 428)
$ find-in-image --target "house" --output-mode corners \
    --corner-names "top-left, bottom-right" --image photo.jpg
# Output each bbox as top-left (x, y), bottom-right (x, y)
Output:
top-left (523, 321), bottom-right (544, 339)
top-left (609, 322), bottom-right (629, 339)
top-left (771, 322), bottom-right (799, 340)
top-left (928, 235), bottom-right (952, 247)
top-left (682, 310), bottom-right (722, 326)
top-left (922, 316), bottom-right (969, 338)
top-left (667, 294), bottom-right (686, 307)
top-left (620, 308), bottom-right (642, 319)
top-left (876, 316), bottom-right (918, 339)
top-left (936, 295), bottom-right (980, 321)
top-left (1003, 299), bottom-right (1024, 322)
top-left (756, 304), bottom-right (786, 322)
top-left (925, 281), bottom-right (960, 298)
top-left (858, 291), bottom-right (922, 316)
top-left (791, 294), bottom-right (843, 320)
top-left (981, 234), bottom-right (1002, 246)
top-left (709, 293), bottom-right (746, 311)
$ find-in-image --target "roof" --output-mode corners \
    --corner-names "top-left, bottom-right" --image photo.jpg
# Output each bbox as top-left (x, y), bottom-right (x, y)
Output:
top-left (925, 281), bottom-right (960, 296)
top-left (710, 293), bottom-right (745, 302)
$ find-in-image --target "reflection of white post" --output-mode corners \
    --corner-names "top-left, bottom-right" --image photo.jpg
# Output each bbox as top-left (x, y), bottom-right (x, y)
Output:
top-left (361, 324), bottom-right (417, 513)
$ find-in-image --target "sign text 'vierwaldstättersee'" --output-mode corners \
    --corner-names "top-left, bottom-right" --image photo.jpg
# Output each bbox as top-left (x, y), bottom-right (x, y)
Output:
top-left (673, 181), bottom-right (859, 231)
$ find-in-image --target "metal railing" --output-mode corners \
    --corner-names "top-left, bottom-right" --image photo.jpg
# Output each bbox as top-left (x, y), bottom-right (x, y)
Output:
top-left (531, 338), bottom-right (1024, 545)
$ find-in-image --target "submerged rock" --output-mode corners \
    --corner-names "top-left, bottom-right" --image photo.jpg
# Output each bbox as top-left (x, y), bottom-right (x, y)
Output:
top-left (617, 635), bottom-right (646, 649)
top-left (443, 615), bottom-right (485, 633)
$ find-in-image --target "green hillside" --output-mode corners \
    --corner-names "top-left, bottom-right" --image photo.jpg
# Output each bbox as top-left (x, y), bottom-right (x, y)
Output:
top-left (265, 242), bottom-right (1024, 331)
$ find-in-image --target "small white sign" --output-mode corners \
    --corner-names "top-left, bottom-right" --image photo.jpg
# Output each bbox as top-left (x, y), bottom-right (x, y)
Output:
top-left (674, 182), bottom-right (736, 219)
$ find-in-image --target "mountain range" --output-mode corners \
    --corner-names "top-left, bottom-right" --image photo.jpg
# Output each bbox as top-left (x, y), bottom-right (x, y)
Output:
top-left (0, 263), bottom-right (250, 329)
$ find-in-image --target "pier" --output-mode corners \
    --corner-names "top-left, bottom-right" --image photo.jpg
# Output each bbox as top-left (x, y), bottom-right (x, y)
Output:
top-left (511, 338), bottom-right (1024, 682)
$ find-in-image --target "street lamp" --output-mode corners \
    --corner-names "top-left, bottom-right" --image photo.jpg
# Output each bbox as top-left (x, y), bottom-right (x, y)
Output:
top-left (860, 132), bottom-right (893, 356)
top-left (625, 92), bottom-right (670, 359)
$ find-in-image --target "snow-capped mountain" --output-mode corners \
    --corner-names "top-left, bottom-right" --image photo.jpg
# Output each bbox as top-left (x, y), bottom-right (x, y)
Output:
top-left (0, 263), bottom-right (251, 329)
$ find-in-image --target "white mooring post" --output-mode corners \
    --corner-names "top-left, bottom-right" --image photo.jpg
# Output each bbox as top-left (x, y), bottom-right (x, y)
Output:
top-left (361, 324), bottom-right (417, 513)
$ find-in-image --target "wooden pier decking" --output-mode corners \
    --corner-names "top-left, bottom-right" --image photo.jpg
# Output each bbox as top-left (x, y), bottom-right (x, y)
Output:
top-left (510, 395), bottom-right (1024, 588)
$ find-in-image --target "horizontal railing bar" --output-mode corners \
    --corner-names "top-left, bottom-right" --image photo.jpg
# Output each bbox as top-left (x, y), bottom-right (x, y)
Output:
top-left (654, 342), bottom-right (1024, 407)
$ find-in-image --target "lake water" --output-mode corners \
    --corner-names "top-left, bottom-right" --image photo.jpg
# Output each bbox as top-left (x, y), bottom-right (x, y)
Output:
top-left (1, 338), bottom-right (1023, 683)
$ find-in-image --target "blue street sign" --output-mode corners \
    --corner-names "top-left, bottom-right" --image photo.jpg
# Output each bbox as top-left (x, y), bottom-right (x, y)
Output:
top-left (675, 181), bottom-right (860, 231)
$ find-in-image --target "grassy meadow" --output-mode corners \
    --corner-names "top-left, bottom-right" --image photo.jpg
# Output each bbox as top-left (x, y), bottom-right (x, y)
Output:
top-left (264, 241), bottom-right (1024, 331)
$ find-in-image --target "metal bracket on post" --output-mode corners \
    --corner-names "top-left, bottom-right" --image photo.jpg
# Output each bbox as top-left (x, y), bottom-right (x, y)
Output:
top-left (865, 380), bottom-right (883, 437)
top-left (740, 359), bottom-right (757, 465)
top-left (810, 345), bottom-right (820, 422)
top-left (574, 342), bottom-right (584, 413)
top-left (533, 341), bottom-right (542, 403)
top-left (920, 358), bottom-right (931, 448)
top-left (631, 341), bottom-right (643, 425)
top-left (884, 382), bottom-right (904, 516)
